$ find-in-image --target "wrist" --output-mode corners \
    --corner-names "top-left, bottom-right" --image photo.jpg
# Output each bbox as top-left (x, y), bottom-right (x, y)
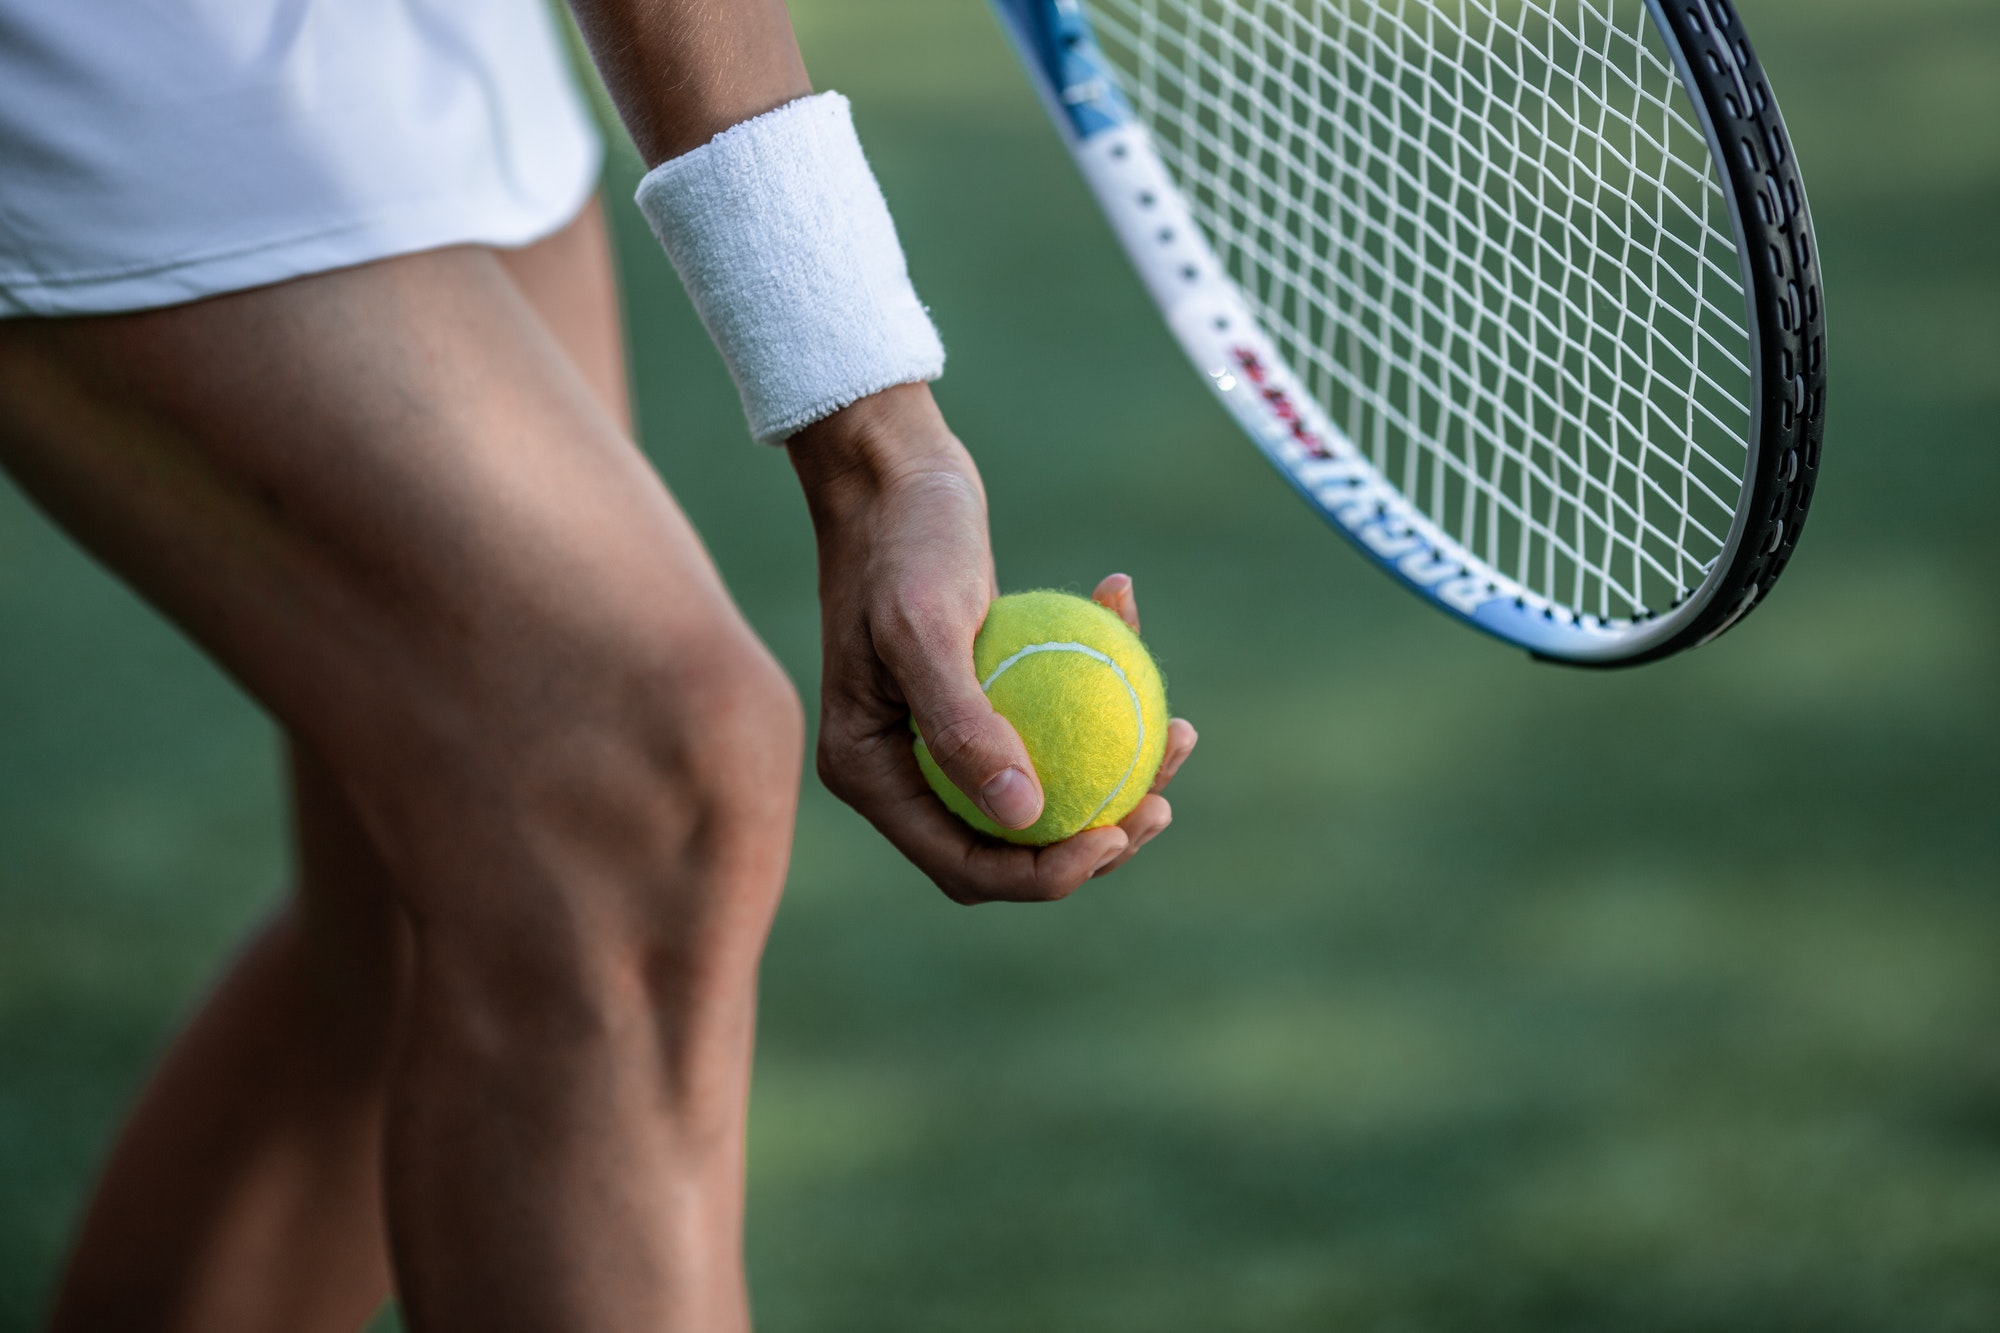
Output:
top-left (786, 383), bottom-right (974, 519)
top-left (633, 92), bottom-right (944, 443)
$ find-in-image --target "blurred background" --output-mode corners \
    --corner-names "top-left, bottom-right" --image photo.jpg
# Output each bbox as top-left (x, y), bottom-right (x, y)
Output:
top-left (3, 0), bottom-right (1997, 1327)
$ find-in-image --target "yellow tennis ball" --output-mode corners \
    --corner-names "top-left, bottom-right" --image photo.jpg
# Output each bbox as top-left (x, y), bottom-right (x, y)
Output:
top-left (913, 589), bottom-right (1169, 846)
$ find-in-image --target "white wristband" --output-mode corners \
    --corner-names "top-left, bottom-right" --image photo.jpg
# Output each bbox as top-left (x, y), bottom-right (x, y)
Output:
top-left (634, 92), bottom-right (946, 443)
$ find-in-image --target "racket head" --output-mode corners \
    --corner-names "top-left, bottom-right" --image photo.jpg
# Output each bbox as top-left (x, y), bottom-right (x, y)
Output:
top-left (993, 0), bottom-right (1825, 666)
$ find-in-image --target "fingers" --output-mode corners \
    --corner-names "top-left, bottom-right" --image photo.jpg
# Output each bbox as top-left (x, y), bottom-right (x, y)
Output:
top-left (876, 601), bottom-right (1044, 832)
top-left (1152, 718), bottom-right (1198, 793)
top-left (1094, 792), bottom-right (1172, 878)
top-left (919, 719), bottom-right (1194, 898)
top-left (838, 739), bottom-right (1128, 903)
top-left (1092, 571), bottom-right (1140, 631)
top-left (823, 566), bottom-right (1193, 902)
top-left (1092, 718), bottom-right (1196, 878)
top-left (815, 672), bottom-right (1123, 902)
top-left (956, 824), bottom-right (1129, 904)
top-left (820, 703), bottom-right (1194, 901)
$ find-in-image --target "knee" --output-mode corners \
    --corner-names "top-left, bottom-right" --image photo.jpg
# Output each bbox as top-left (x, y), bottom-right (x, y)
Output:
top-left (364, 620), bottom-right (804, 1039)
top-left (501, 624), bottom-right (805, 896)
top-left (631, 632), bottom-right (807, 880)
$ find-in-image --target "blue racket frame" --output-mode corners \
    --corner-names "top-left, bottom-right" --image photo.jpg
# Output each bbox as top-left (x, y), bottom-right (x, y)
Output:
top-left (988, 0), bottom-right (1824, 666)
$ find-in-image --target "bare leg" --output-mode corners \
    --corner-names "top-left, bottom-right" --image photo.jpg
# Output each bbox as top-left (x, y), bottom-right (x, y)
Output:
top-left (44, 200), bottom-right (636, 1333)
top-left (3, 199), bottom-right (793, 1330)
top-left (47, 746), bottom-right (409, 1332)
top-left (492, 198), bottom-right (631, 432)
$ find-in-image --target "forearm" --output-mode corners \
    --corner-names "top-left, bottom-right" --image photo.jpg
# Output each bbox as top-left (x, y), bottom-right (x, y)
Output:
top-left (564, 0), bottom-right (811, 164)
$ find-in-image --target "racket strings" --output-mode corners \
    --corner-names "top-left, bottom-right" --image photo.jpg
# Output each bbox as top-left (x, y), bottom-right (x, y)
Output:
top-left (1088, 0), bottom-right (1754, 618)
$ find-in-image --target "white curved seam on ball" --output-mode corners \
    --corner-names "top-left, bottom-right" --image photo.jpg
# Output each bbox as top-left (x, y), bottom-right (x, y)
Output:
top-left (981, 641), bottom-right (1145, 827)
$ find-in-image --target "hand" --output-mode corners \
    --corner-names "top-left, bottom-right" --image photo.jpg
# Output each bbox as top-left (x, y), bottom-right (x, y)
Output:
top-left (788, 384), bottom-right (1197, 904)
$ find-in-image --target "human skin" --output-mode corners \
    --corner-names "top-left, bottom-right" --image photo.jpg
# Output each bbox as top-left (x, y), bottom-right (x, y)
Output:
top-left (2, 3), bottom-right (1196, 1330)
top-left (31, 204), bottom-right (637, 1333)
top-left (563, 0), bottom-right (1198, 892)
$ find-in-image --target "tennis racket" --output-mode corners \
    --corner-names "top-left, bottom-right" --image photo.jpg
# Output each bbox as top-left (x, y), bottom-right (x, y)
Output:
top-left (991, 0), bottom-right (1824, 666)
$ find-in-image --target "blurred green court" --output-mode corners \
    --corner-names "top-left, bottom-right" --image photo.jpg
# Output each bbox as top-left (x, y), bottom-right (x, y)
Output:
top-left (4, 0), bottom-right (1998, 1328)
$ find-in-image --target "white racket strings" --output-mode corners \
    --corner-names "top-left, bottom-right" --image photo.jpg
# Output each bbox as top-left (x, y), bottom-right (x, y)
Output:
top-left (1086, 0), bottom-right (1754, 620)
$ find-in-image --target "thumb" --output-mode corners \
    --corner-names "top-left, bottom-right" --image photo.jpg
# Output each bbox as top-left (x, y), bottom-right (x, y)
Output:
top-left (887, 632), bottom-right (1044, 831)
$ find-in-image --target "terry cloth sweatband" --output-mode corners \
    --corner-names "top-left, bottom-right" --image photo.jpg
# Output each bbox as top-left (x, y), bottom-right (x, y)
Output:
top-left (634, 91), bottom-right (945, 443)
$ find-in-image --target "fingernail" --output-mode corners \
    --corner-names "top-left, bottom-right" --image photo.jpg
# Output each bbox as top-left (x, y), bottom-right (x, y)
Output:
top-left (981, 767), bottom-right (1040, 828)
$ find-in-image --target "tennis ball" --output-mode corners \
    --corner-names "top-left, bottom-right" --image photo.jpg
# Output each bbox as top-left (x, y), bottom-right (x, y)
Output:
top-left (914, 590), bottom-right (1169, 846)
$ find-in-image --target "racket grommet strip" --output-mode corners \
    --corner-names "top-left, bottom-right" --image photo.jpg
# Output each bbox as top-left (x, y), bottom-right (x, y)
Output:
top-left (995, 0), bottom-right (1824, 664)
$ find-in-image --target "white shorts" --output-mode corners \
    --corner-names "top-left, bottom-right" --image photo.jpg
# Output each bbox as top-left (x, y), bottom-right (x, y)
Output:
top-left (0, 0), bottom-right (604, 318)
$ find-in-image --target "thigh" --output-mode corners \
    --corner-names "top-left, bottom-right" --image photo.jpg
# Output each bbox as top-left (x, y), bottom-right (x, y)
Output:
top-left (0, 233), bottom-right (757, 911)
top-left (494, 197), bottom-right (631, 432)
top-left (284, 200), bottom-right (636, 920)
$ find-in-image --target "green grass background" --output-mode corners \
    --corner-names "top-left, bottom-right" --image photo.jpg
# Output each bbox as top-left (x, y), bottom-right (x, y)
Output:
top-left (4, 0), bottom-right (1998, 1328)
